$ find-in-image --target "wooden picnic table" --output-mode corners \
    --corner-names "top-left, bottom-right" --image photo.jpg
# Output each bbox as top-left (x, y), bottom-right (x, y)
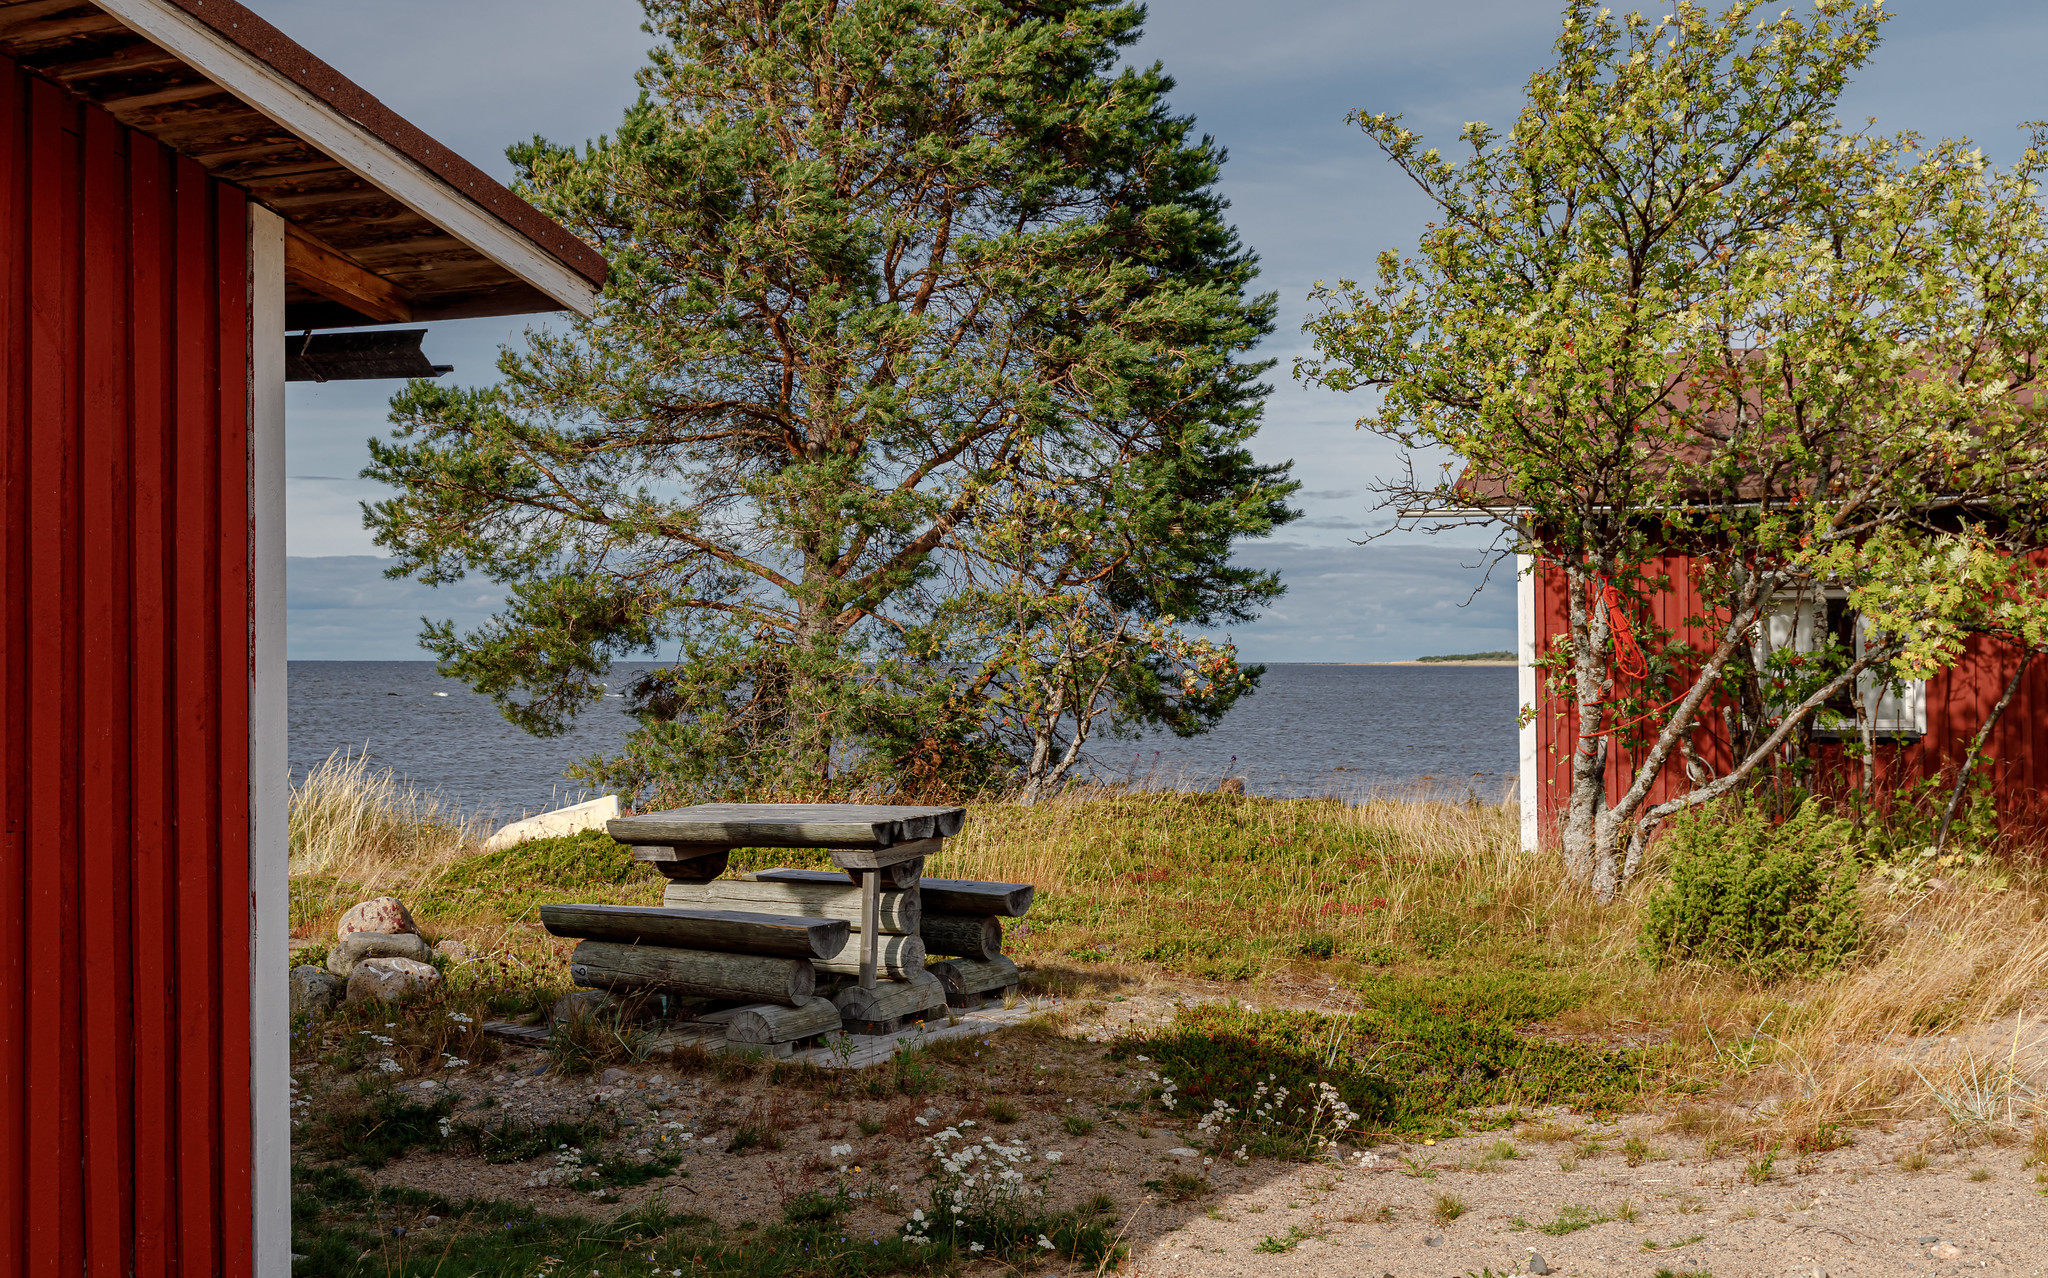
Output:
top-left (608, 803), bottom-right (968, 991)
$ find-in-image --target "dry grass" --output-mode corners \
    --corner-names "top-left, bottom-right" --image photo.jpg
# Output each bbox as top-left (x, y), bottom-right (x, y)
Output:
top-left (291, 749), bottom-right (486, 884)
top-left (287, 766), bottom-right (2048, 1146)
top-left (925, 786), bottom-right (1606, 983)
top-left (1680, 883), bottom-right (2048, 1146)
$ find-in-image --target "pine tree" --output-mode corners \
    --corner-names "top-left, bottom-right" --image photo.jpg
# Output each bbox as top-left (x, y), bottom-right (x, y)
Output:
top-left (365, 0), bottom-right (1296, 802)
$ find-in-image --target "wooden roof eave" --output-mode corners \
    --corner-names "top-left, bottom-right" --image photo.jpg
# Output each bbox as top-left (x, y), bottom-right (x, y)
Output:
top-left (0, 0), bottom-right (605, 327)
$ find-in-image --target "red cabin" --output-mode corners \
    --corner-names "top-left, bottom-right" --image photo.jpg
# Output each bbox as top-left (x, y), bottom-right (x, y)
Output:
top-left (1514, 551), bottom-right (2048, 851)
top-left (0, 1), bottom-right (603, 1270)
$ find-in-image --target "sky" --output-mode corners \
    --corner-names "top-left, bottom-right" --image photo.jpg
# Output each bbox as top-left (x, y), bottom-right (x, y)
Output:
top-left (260, 0), bottom-right (2048, 661)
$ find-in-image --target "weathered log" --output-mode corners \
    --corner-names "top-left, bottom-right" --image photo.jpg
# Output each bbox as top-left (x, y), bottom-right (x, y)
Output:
top-left (627, 847), bottom-right (731, 882)
top-left (920, 912), bottom-right (1002, 960)
top-left (568, 940), bottom-right (814, 1007)
top-left (917, 877), bottom-right (1034, 917)
top-left (697, 997), bottom-right (843, 1045)
top-left (609, 803), bottom-right (966, 849)
top-left (755, 857), bottom-right (925, 892)
top-left (925, 955), bottom-right (1021, 1000)
top-left (828, 843), bottom-right (927, 871)
top-left (540, 903), bottom-right (850, 960)
top-left (662, 879), bottom-right (918, 934)
top-left (810, 934), bottom-right (926, 979)
top-left (830, 969), bottom-right (947, 1024)
top-left (921, 909), bottom-right (999, 958)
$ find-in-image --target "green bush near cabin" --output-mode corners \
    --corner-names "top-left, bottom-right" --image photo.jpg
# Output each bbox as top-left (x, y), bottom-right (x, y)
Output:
top-left (1640, 800), bottom-right (1863, 979)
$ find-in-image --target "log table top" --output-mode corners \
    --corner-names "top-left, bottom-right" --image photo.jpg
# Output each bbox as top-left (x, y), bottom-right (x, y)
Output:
top-left (607, 803), bottom-right (967, 862)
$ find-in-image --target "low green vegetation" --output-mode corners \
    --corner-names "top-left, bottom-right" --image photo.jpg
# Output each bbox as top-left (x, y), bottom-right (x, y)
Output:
top-left (1252, 1224), bottom-right (1316, 1253)
top-left (423, 828), bottom-right (663, 918)
top-left (291, 762), bottom-right (2048, 1165)
top-left (290, 1165), bottom-right (949, 1277)
top-left (935, 792), bottom-right (1571, 986)
top-left (1115, 1000), bottom-right (1638, 1142)
top-left (1640, 801), bottom-right (1864, 979)
top-left (1414, 651), bottom-right (1515, 663)
top-left (299, 1086), bottom-right (455, 1170)
top-left (1535, 1203), bottom-right (1615, 1236)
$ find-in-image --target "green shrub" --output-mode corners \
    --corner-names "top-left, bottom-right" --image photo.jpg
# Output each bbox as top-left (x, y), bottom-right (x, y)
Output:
top-left (419, 830), bottom-right (658, 916)
top-left (1640, 800), bottom-right (1862, 979)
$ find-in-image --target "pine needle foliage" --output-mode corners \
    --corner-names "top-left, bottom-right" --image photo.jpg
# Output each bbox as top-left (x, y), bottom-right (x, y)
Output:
top-left (364, 0), bottom-right (1295, 803)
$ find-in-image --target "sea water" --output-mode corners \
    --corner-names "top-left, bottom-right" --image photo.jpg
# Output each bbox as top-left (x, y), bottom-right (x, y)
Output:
top-left (288, 661), bottom-right (1517, 820)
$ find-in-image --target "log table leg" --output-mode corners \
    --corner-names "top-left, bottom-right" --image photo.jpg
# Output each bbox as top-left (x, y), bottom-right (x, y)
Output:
top-left (859, 868), bottom-right (880, 989)
top-left (818, 836), bottom-right (928, 995)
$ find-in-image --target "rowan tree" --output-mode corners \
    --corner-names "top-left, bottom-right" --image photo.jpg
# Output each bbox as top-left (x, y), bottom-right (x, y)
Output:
top-left (364, 0), bottom-right (1296, 801)
top-left (1299, 0), bottom-right (2048, 897)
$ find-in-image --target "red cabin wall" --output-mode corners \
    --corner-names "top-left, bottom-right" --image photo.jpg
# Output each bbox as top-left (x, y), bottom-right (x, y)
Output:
top-left (1530, 553), bottom-right (2048, 847)
top-left (0, 56), bottom-right (255, 1277)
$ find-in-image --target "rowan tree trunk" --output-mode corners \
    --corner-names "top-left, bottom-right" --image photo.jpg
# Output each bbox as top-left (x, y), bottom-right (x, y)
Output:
top-left (1560, 562), bottom-right (1615, 887)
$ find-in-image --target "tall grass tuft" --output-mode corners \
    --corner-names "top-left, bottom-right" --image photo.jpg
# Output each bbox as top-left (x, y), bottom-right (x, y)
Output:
top-left (289, 749), bottom-right (489, 925)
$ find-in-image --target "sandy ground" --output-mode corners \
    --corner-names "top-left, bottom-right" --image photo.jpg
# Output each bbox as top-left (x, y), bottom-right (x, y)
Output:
top-left (325, 989), bottom-right (2048, 1277)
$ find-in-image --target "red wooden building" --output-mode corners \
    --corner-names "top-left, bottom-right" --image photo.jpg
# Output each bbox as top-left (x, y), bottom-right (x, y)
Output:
top-left (0, 1), bottom-right (604, 1271)
top-left (1515, 552), bottom-right (2048, 851)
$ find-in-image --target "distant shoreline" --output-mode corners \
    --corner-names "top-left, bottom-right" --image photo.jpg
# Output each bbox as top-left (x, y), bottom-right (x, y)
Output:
top-left (1365, 660), bottom-right (1517, 667)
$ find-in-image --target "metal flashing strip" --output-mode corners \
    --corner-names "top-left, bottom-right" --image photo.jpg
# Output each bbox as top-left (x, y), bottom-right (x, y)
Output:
top-left (91, 0), bottom-right (600, 318)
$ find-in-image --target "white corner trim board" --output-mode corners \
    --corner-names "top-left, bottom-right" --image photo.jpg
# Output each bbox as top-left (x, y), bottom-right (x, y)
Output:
top-left (247, 205), bottom-right (291, 1278)
top-left (1517, 551), bottom-right (1538, 854)
top-left (93, 0), bottom-right (599, 318)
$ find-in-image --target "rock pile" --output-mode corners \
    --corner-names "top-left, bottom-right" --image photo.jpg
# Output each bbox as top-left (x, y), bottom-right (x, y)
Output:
top-left (292, 895), bottom-right (443, 1018)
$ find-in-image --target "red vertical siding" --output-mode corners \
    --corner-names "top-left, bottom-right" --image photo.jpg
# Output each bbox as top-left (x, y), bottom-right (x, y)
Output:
top-left (0, 55), bottom-right (254, 1277)
top-left (1531, 552), bottom-right (2048, 846)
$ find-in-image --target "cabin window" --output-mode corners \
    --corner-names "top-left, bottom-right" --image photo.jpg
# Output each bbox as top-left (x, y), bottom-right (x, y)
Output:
top-left (1752, 589), bottom-right (1925, 739)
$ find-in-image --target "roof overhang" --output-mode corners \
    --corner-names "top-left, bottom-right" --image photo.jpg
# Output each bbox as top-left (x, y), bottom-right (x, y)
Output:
top-left (0, 0), bottom-right (606, 327)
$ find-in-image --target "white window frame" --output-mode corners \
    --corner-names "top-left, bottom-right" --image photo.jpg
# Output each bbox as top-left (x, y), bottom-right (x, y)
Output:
top-left (1754, 588), bottom-right (1925, 738)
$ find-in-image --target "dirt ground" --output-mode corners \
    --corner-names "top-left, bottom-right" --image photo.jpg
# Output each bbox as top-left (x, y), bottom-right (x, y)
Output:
top-left (332, 989), bottom-right (2048, 1278)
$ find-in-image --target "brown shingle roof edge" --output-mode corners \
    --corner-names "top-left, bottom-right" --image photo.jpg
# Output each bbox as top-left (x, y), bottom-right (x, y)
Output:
top-left (170, 0), bottom-right (606, 290)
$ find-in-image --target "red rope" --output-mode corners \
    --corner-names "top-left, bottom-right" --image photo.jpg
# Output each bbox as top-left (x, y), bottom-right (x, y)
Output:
top-left (1539, 562), bottom-right (1718, 740)
top-left (1595, 578), bottom-right (1649, 680)
top-left (1585, 576), bottom-right (1692, 733)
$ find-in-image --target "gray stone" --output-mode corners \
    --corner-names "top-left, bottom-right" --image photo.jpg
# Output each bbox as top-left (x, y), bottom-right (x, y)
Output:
top-left (326, 930), bottom-right (431, 977)
top-left (289, 965), bottom-right (343, 1018)
top-left (345, 956), bottom-right (442, 1004)
top-left (336, 896), bottom-right (419, 940)
top-left (599, 1067), bottom-right (632, 1086)
top-left (1526, 1251), bottom-right (1550, 1275)
top-left (1424, 1235), bottom-right (1442, 1247)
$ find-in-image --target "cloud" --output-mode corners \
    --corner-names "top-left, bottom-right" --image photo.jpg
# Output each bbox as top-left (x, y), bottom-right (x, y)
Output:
top-left (288, 557), bottom-right (506, 660)
top-left (248, 0), bottom-right (2048, 660)
top-left (291, 541), bottom-right (1515, 668)
top-left (1201, 541), bottom-right (1514, 664)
